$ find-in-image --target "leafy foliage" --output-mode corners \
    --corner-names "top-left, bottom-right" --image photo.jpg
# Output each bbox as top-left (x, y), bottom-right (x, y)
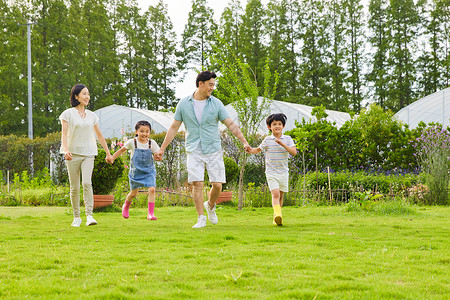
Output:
top-left (92, 149), bottom-right (124, 195)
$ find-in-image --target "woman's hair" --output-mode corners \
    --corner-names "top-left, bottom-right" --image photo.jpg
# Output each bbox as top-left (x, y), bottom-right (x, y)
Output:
top-left (196, 70), bottom-right (216, 87)
top-left (70, 84), bottom-right (87, 107)
top-left (266, 113), bottom-right (287, 127)
top-left (135, 120), bottom-right (152, 136)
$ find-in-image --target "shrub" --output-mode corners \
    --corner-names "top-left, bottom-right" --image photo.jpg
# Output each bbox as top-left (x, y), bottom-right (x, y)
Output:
top-left (414, 125), bottom-right (450, 205)
top-left (92, 149), bottom-right (124, 195)
top-left (223, 156), bottom-right (239, 189)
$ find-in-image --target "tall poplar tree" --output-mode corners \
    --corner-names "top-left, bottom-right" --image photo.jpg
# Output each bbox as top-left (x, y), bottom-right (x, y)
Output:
top-left (0, 0), bottom-right (28, 136)
top-left (387, 0), bottom-right (421, 111)
top-left (240, 0), bottom-right (267, 90)
top-left (298, 0), bottom-right (330, 106)
top-left (146, 0), bottom-right (178, 109)
top-left (327, 0), bottom-right (348, 111)
top-left (266, 0), bottom-right (290, 100)
top-left (343, 0), bottom-right (364, 112)
top-left (181, 0), bottom-right (217, 70)
top-left (367, 0), bottom-right (390, 109)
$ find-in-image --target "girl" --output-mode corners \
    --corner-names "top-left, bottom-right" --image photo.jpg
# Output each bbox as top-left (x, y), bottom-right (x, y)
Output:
top-left (60, 84), bottom-right (113, 227)
top-left (111, 120), bottom-right (160, 220)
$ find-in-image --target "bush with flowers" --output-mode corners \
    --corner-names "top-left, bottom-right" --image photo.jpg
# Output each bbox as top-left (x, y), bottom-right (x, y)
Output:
top-left (413, 124), bottom-right (450, 205)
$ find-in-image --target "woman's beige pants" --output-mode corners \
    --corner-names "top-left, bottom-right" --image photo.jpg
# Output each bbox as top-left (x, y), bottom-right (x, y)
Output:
top-left (65, 155), bottom-right (95, 218)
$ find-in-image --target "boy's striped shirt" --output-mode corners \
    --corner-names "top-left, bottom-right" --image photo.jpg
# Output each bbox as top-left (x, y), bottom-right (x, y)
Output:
top-left (258, 134), bottom-right (295, 174)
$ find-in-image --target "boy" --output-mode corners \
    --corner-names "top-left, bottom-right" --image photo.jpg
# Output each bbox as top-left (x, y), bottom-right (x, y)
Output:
top-left (246, 113), bottom-right (297, 226)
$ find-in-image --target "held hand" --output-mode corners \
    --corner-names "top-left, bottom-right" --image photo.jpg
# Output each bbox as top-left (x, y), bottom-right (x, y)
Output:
top-left (243, 143), bottom-right (251, 153)
top-left (275, 138), bottom-right (282, 145)
top-left (105, 154), bottom-right (114, 164)
top-left (64, 151), bottom-right (73, 161)
top-left (154, 149), bottom-right (164, 161)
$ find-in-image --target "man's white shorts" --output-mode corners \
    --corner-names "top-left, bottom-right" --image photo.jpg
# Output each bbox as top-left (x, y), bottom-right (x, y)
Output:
top-left (187, 147), bottom-right (226, 183)
top-left (266, 172), bottom-right (289, 192)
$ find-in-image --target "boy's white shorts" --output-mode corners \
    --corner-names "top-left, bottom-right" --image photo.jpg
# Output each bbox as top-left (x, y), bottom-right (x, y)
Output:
top-left (266, 172), bottom-right (289, 192)
top-left (187, 148), bottom-right (226, 183)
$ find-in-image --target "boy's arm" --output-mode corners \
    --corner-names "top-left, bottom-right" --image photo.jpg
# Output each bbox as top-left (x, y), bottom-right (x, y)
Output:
top-left (246, 146), bottom-right (262, 154)
top-left (275, 139), bottom-right (297, 156)
top-left (111, 147), bottom-right (127, 162)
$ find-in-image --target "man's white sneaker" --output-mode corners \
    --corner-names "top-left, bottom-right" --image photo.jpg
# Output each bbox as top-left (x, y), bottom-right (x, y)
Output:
top-left (203, 201), bottom-right (218, 225)
top-left (86, 215), bottom-right (97, 226)
top-left (192, 215), bottom-right (207, 228)
top-left (71, 217), bottom-right (82, 227)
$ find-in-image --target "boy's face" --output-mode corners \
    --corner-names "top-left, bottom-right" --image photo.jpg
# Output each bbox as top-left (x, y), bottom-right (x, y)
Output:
top-left (268, 120), bottom-right (285, 134)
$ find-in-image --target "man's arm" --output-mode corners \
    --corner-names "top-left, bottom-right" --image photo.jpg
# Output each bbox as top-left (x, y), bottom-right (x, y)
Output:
top-left (154, 119), bottom-right (182, 161)
top-left (222, 117), bottom-right (250, 151)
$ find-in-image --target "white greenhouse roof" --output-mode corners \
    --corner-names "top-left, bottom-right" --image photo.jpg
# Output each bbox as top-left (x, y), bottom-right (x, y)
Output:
top-left (94, 105), bottom-right (184, 139)
top-left (223, 98), bottom-right (353, 134)
top-left (95, 101), bottom-right (353, 139)
top-left (395, 87), bottom-right (450, 129)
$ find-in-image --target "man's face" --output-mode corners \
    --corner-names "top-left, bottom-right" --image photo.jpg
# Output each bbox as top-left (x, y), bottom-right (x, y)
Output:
top-left (198, 78), bottom-right (215, 97)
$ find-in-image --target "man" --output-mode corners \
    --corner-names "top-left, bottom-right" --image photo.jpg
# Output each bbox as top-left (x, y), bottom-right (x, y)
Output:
top-left (154, 71), bottom-right (249, 228)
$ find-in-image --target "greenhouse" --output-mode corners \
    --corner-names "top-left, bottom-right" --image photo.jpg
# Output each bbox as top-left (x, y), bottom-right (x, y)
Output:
top-left (394, 87), bottom-right (450, 129)
top-left (94, 104), bottom-right (185, 139)
top-left (224, 98), bottom-right (353, 134)
top-left (95, 100), bottom-right (352, 138)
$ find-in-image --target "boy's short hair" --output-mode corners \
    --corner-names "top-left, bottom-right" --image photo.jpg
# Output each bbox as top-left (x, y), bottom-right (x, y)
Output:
top-left (196, 71), bottom-right (216, 87)
top-left (266, 113), bottom-right (287, 127)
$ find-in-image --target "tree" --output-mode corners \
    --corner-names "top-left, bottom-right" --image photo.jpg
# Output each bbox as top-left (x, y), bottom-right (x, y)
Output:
top-left (240, 0), bottom-right (267, 92)
top-left (298, 0), bottom-right (330, 107)
top-left (367, 0), bottom-right (390, 109)
top-left (265, 0), bottom-right (292, 100)
top-left (181, 0), bottom-right (217, 70)
top-left (0, 0), bottom-right (28, 136)
top-left (327, 0), bottom-right (349, 111)
top-left (343, 0), bottom-right (364, 112)
top-left (146, 0), bottom-right (178, 109)
top-left (386, 0), bottom-right (421, 111)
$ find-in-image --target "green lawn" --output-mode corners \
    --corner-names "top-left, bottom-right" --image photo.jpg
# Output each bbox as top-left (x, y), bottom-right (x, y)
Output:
top-left (0, 205), bottom-right (449, 299)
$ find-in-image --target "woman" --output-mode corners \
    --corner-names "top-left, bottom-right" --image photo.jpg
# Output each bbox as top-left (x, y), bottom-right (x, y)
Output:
top-left (60, 84), bottom-right (113, 227)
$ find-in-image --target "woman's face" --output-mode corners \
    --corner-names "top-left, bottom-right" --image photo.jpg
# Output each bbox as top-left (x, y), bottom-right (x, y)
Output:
top-left (76, 87), bottom-right (90, 106)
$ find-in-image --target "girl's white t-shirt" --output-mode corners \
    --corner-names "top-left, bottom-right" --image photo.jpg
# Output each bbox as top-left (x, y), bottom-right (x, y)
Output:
top-left (124, 138), bottom-right (160, 159)
top-left (59, 107), bottom-right (99, 156)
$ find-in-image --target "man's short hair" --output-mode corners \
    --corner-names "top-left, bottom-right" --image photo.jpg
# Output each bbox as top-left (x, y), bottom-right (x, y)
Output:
top-left (196, 71), bottom-right (217, 87)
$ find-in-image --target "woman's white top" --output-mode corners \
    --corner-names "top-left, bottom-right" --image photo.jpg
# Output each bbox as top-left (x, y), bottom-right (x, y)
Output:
top-left (59, 107), bottom-right (99, 156)
top-left (124, 138), bottom-right (160, 159)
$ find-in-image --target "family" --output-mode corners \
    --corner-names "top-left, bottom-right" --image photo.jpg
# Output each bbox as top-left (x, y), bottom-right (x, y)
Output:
top-left (60, 71), bottom-right (297, 229)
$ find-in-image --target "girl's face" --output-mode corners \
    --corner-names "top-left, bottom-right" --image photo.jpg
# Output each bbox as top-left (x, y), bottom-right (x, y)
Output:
top-left (75, 87), bottom-right (90, 106)
top-left (135, 125), bottom-right (151, 142)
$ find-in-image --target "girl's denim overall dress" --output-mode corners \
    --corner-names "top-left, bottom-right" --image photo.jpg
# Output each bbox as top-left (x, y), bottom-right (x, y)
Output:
top-left (128, 138), bottom-right (156, 190)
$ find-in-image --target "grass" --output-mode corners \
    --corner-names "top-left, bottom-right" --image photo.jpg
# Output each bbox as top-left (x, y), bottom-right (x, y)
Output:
top-left (0, 205), bottom-right (449, 299)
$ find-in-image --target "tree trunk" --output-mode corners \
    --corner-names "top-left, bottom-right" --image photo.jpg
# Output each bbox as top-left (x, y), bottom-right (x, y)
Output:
top-left (237, 153), bottom-right (248, 210)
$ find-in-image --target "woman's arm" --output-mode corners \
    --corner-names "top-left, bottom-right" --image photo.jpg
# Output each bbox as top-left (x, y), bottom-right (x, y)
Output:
top-left (61, 120), bottom-right (72, 160)
top-left (94, 124), bottom-right (113, 163)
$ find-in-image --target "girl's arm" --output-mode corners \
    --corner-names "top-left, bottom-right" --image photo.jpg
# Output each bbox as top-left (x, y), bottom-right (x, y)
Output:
top-left (111, 147), bottom-right (127, 162)
top-left (94, 124), bottom-right (113, 163)
top-left (61, 120), bottom-right (72, 160)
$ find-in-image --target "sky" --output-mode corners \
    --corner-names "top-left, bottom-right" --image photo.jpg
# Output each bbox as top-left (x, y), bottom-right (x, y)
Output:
top-left (136, 0), bottom-right (269, 99)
